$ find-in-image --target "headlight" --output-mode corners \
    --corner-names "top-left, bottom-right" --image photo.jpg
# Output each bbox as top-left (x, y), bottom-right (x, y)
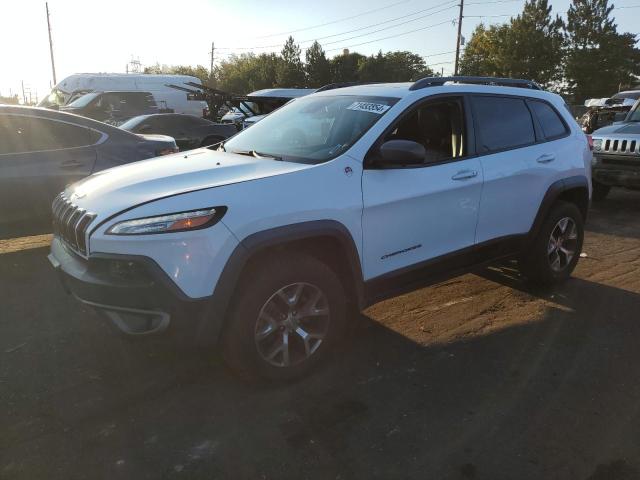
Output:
top-left (106, 207), bottom-right (226, 235)
top-left (593, 138), bottom-right (602, 151)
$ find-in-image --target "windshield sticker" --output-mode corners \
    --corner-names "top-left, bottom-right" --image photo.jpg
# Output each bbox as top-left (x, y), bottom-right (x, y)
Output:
top-left (346, 101), bottom-right (391, 114)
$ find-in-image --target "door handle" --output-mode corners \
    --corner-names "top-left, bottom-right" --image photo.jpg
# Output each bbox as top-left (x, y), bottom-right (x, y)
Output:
top-left (536, 154), bottom-right (556, 163)
top-left (60, 160), bottom-right (84, 168)
top-left (451, 170), bottom-right (478, 180)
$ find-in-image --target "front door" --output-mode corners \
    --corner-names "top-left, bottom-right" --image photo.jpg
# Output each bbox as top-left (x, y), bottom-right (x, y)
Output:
top-left (361, 96), bottom-right (483, 281)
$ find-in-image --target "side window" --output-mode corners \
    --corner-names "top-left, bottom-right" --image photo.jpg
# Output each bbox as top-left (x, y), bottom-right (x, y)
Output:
top-left (0, 115), bottom-right (98, 154)
top-left (383, 97), bottom-right (466, 163)
top-left (528, 100), bottom-right (568, 140)
top-left (472, 96), bottom-right (535, 153)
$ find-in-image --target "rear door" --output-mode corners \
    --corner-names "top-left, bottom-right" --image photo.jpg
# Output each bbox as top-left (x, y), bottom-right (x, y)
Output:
top-left (0, 114), bottom-right (98, 228)
top-left (471, 95), bottom-right (560, 243)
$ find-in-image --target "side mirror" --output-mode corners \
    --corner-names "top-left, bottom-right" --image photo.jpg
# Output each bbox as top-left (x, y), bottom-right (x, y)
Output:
top-left (378, 140), bottom-right (425, 166)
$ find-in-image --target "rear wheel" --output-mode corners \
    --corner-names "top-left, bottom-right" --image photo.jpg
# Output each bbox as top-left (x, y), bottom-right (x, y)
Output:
top-left (592, 181), bottom-right (611, 202)
top-left (520, 201), bottom-right (584, 285)
top-left (221, 253), bottom-right (347, 381)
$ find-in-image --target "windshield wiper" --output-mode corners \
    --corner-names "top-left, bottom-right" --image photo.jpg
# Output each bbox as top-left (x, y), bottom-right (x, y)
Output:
top-left (231, 150), bottom-right (282, 161)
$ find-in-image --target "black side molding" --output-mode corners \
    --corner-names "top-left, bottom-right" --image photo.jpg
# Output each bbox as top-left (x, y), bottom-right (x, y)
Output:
top-left (525, 175), bottom-right (590, 248)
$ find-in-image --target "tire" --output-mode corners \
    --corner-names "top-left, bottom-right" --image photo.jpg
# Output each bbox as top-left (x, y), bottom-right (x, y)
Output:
top-left (201, 136), bottom-right (224, 147)
top-left (221, 253), bottom-right (347, 381)
top-left (520, 201), bottom-right (584, 285)
top-left (592, 181), bottom-right (611, 202)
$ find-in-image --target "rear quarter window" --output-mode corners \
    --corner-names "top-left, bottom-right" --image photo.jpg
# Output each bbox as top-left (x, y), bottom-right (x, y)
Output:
top-left (471, 96), bottom-right (536, 153)
top-left (528, 100), bottom-right (568, 140)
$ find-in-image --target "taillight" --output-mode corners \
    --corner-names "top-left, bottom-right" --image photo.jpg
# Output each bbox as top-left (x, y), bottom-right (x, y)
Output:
top-left (586, 134), bottom-right (593, 151)
top-left (157, 146), bottom-right (179, 156)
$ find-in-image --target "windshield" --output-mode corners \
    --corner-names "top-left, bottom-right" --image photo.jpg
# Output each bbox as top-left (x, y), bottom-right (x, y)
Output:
top-left (627, 100), bottom-right (640, 122)
top-left (66, 92), bottom-right (100, 108)
top-left (222, 95), bottom-right (398, 164)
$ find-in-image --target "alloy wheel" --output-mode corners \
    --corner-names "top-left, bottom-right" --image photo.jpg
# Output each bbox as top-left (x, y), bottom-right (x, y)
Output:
top-left (254, 282), bottom-right (331, 367)
top-left (547, 217), bottom-right (578, 272)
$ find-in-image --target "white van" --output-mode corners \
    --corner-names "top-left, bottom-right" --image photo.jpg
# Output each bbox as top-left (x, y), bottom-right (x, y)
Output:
top-left (38, 73), bottom-right (209, 117)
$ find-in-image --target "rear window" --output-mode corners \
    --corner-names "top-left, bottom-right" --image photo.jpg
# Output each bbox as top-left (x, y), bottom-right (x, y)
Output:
top-left (529, 100), bottom-right (568, 140)
top-left (472, 96), bottom-right (535, 153)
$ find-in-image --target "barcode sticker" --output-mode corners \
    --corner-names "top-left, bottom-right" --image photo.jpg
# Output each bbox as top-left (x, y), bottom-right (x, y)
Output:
top-left (346, 102), bottom-right (391, 114)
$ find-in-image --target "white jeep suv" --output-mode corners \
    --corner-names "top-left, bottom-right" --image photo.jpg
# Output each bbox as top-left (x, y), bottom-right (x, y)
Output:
top-left (49, 77), bottom-right (592, 380)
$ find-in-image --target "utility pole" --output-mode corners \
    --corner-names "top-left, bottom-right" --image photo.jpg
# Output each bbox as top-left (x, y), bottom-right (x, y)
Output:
top-left (21, 81), bottom-right (26, 104)
top-left (209, 41), bottom-right (215, 79)
top-left (46, 2), bottom-right (57, 85)
top-left (454, 0), bottom-right (464, 76)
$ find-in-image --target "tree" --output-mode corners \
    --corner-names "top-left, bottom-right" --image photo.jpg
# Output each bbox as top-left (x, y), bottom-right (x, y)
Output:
top-left (144, 63), bottom-right (212, 86)
top-left (213, 53), bottom-right (280, 93)
top-left (565, 0), bottom-right (640, 101)
top-left (305, 41), bottom-right (331, 87)
top-left (358, 51), bottom-right (434, 82)
top-left (459, 0), bottom-right (565, 89)
top-left (276, 36), bottom-right (306, 87)
top-left (459, 23), bottom-right (509, 77)
top-left (504, 0), bottom-right (565, 88)
top-left (330, 51), bottom-right (366, 83)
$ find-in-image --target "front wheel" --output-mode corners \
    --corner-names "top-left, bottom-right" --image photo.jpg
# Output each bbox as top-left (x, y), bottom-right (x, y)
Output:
top-left (221, 253), bottom-right (347, 381)
top-left (520, 201), bottom-right (584, 285)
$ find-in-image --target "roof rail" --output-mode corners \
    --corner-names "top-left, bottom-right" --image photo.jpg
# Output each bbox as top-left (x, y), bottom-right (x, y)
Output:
top-left (409, 76), bottom-right (542, 91)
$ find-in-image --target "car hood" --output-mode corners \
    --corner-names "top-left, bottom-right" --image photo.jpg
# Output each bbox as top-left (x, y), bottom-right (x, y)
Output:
top-left (593, 122), bottom-right (640, 136)
top-left (65, 148), bottom-right (311, 219)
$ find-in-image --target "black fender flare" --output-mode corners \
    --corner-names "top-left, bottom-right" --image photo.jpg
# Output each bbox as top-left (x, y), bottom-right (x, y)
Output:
top-left (205, 220), bottom-right (365, 342)
top-left (525, 175), bottom-right (590, 248)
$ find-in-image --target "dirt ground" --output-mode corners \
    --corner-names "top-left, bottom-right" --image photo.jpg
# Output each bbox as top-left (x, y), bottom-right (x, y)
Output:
top-left (2, 189), bottom-right (640, 480)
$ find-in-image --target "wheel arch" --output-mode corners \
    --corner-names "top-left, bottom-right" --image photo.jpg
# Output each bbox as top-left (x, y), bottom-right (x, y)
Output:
top-left (207, 220), bottom-right (365, 343)
top-left (526, 175), bottom-right (590, 248)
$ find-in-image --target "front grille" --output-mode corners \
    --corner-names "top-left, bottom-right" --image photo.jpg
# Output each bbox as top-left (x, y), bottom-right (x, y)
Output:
top-left (52, 193), bottom-right (96, 256)
top-left (597, 137), bottom-right (640, 156)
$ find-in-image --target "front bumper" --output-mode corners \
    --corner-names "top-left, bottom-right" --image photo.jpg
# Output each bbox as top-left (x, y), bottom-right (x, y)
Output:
top-left (48, 236), bottom-right (215, 338)
top-left (592, 156), bottom-right (640, 187)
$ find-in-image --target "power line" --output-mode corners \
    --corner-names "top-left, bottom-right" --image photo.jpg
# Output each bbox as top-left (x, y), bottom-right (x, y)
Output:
top-left (217, 1), bottom-right (458, 51)
top-left (465, 14), bottom-right (513, 17)
top-left (466, 0), bottom-right (522, 4)
top-left (254, 0), bottom-right (410, 39)
top-left (301, 0), bottom-right (458, 43)
top-left (325, 18), bottom-right (455, 52)
top-left (321, 4), bottom-right (458, 47)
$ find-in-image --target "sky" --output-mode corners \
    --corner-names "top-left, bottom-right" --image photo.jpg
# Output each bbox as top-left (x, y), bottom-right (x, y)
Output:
top-left (1, 0), bottom-right (638, 102)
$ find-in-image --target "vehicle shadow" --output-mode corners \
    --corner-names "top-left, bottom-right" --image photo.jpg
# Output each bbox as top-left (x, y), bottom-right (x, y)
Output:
top-left (4, 249), bottom-right (640, 480)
